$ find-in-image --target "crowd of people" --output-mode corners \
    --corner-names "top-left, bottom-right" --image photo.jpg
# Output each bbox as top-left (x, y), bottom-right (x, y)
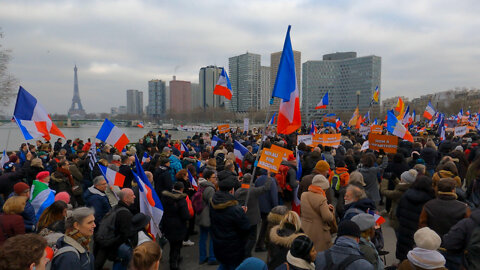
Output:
top-left (0, 123), bottom-right (480, 270)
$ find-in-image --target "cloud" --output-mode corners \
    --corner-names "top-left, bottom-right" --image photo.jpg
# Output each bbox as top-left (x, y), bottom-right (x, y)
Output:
top-left (0, 0), bottom-right (479, 113)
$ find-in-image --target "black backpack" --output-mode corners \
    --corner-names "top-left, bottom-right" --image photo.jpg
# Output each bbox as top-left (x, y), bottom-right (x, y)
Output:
top-left (464, 223), bottom-right (480, 270)
top-left (95, 206), bottom-right (129, 247)
top-left (323, 249), bottom-right (365, 270)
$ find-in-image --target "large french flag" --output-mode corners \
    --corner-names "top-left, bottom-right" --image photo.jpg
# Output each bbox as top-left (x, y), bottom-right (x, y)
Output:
top-left (134, 155), bottom-right (163, 238)
top-left (401, 105), bottom-right (410, 125)
top-left (96, 119), bottom-right (130, 151)
top-left (423, 102), bottom-right (435, 120)
top-left (211, 135), bottom-right (223, 147)
top-left (387, 111), bottom-right (413, 142)
top-left (213, 68), bottom-right (233, 100)
top-left (13, 86), bottom-right (65, 141)
top-left (315, 92), bottom-right (328, 109)
top-left (271, 26), bottom-right (301, 135)
top-left (187, 170), bottom-right (198, 191)
top-left (98, 164), bottom-right (125, 187)
top-left (234, 140), bottom-right (249, 166)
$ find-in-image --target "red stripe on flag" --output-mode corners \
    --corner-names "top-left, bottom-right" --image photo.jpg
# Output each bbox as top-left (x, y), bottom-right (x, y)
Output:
top-left (114, 133), bottom-right (130, 151)
top-left (115, 173), bottom-right (125, 187)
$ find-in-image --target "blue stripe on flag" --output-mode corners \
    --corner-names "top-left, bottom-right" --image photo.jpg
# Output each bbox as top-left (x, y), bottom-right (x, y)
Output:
top-left (96, 119), bottom-right (115, 142)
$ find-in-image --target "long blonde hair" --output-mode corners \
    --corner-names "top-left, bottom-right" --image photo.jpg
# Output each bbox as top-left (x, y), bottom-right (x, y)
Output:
top-left (279, 211), bottom-right (302, 232)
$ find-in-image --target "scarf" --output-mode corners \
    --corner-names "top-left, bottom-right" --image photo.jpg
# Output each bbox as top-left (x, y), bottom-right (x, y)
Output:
top-left (57, 167), bottom-right (74, 186)
top-left (286, 251), bottom-right (315, 270)
top-left (308, 185), bottom-right (326, 197)
top-left (407, 248), bottom-right (445, 269)
top-left (437, 191), bottom-right (458, 200)
top-left (66, 229), bottom-right (91, 251)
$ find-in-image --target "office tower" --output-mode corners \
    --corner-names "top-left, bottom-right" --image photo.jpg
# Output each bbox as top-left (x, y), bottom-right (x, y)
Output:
top-left (191, 83), bottom-right (201, 109)
top-left (169, 76), bottom-right (192, 114)
top-left (260, 66), bottom-right (271, 109)
top-left (146, 79), bottom-right (167, 118)
top-left (199, 66), bottom-right (224, 110)
top-left (126, 89), bottom-right (143, 115)
top-left (270, 50), bottom-right (301, 111)
top-left (229, 52), bottom-right (261, 112)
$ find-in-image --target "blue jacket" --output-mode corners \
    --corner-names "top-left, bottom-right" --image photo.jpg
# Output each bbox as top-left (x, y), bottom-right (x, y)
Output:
top-left (169, 155), bottom-right (183, 181)
top-left (51, 236), bottom-right (94, 270)
top-left (83, 186), bottom-right (111, 226)
top-left (255, 175), bottom-right (278, 214)
top-left (315, 236), bottom-right (374, 270)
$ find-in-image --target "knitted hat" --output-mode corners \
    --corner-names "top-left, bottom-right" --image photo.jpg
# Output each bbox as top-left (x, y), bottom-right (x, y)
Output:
top-left (290, 235), bottom-right (314, 259)
top-left (13, 182), bottom-right (30, 195)
top-left (351, 213), bottom-right (375, 231)
top-left (55, 191), bottom-right (70, 204)
top-left (337, 220), bottom-right (361, 238)
top-left (401, 169), bottom-right (418, 184)
top-left (414, 227), bottom-right (441, 250)
top-left (312, 174), bottom-right (330, 190)
top-left (315, 160), bottom-right (330, 172)
top-left (236, 257), bottom-right (267, 270)
top-left (36, 171), bottom-right (50, 182)
top-left (31, 158), bottom-right (44, 169)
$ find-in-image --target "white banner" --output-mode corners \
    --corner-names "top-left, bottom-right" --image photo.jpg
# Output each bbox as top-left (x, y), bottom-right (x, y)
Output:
top-left (243, 118), bottom-right (249, 132)
top-left (360, 126), bottom-right (370, 137)
top-left (454, 126), bottom-right (467, 137)
top-left (297, 134), bottom-right (313, 146)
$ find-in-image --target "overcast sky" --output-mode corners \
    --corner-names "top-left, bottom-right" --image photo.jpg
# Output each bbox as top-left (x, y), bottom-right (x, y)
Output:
top-left (1, 0), bottom-right (479, 114)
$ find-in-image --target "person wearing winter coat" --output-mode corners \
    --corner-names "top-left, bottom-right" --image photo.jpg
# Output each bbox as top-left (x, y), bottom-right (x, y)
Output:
top-left (0, 196), bottom-right (26, 244)
top-left (315, 220), bottom-right (374, 270)
top-left (443, 208), bottom-right (480, 270)
top-left (300, 175), bottom-right (335, 252)
top-left (161, 182), bottom-right (191, 270)
top-left (351, 214), bottom-right (384, 270)
top-left (396, 176), bottom-right (435, 261)
top-left (275, 235), bottom-right (316, 270)
top-left (380, 169), bottom-right (417, 230)
top-left (51, 207), bottom-right (96, 270)
top-left (209, 178), bottom-right (251, 269)
top-left (153, 157), bottom-right (173, 197)
top-left (83, 176), bottom-right (111, 227)
top-left (265, 205), bottom-right (289, 247)
top-left (397, 227), bottom-right (447, 270)
top-left (432, 161), bottom-right (462, 189)
top-left (235, 173), bottom-right (272, 257)
top-left (335, 171), bottom-right (366, 219)
top-left (298, 160), bottom-right (333, 203)
top-left (255, 169), bottom-right (279, 252)
top-left (268, 211), bottom-right (305, 270)
top-left (9, 182), bottom-right (36, 232)
top-left (50, 160), bottom-right (74, 196)
top-left (342, 185), bottom-right (376, 221)
top-left (421, 140), bottom-right (439, 175)
top-left (197, 171), bottom-right (218, 265)
top-left (357, 153), bottom-right (388, 205)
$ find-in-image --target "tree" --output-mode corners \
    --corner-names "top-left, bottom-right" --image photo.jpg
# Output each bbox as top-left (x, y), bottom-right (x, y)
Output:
top-left (0, 28), bottom-right (17, 108)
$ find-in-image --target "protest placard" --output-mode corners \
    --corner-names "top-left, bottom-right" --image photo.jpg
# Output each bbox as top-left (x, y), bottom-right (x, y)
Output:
top-left (258, 148), bottom-right (283, 173)
top-left (217, 124), bottom-right (230, 134)
top-left (370, 125), bottom-right (383, 134)
top-left (368, 134), bottom-right (398, 153)
top-left (321, 134), bottom-right (341, 147)
top-left (454, 126), bottom-right (467, 137)
top-left (360, 126), bottom-right (370, 136)
top-left (297, 134), bottom-right (313, 146)
top-left (270, 144), bottom-right (294, 161)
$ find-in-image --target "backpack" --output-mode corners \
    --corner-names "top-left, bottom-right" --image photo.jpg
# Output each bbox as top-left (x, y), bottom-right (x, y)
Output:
top-left (192, 185), bottom-right (206, 213)
top-left (323, 249), bottom-right (365, 270)
top-left (331, 172), bottom-right (347, 193)
top-left (464, 222), bottom-right (480, 270)
top-left (46, 246), bottom-right (80, 270)
top-left (95, 206), bottom-right (129, 247)
top-left (275, 165), bottom-right (292, 191)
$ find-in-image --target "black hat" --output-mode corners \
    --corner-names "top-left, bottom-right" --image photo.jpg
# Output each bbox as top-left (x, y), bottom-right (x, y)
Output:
top-left (173, 181), bottom-right (184, 191)
top-left (218, 178), bottom-right (236, 191)
top-left (290, 235), bottom-right (314, 260)
top-left (159, 157), bottom-right (170, 166)
top-left (337, 220), bottom-right (361, 238)
top-left (131, 213), bottom-right (151, 231)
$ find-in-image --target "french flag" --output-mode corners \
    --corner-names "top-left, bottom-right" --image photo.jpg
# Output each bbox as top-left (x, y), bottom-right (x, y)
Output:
top-left (13, 86), bottom-right (65, 141)
top-left (269, 112), bottom-right (277, 125)
top-left (98, 164), bottom-right (125, 187)
top-left (187, 170), bottom-right (198, 191)
top-left (211, 135), bottom-right (223, 147)
top-left (271, 26), bottom-right (301, 135)
top-left (234, 140), bottom-right (249, 166)
top-left (137, 121), bottom-right (144, 128)
top-left (336, 118), bottom-right (343, 130)
top-left (141, 152), bottom-right (151, 164)
top-left (387, 111), bottom-right (413, 142)
top-left (213, 68), bottom-right (233, 100)
top-left (315, 92), bottom-right (328, 109)
top-left (401, 105), bottom-right (410, 125)
top-left (423, 102), bottom-right (435, 120)
top-left (310, 121), bottom-right (317, 135)
top-left (180, 141), bottom-right (188, 154)
top-left (96, 118), bottom-right (130, 151)
top-left (368, 210), bottom-right (386, 226)
top-left (134, 155), bottom-right (163, 239)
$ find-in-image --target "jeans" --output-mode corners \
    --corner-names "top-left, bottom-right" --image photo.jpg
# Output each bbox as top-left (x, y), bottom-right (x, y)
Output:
top-left (199, 226), bottom-right (216, 263)
top-left (112, 243), bottom-right (132, 270)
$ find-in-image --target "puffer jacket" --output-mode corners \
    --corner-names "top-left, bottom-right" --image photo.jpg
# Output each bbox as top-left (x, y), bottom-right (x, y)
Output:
top-left (443, 208), bottom-right (480, 254)
top-left (83, 186), bottom-right (111, 226)
top-left (315, 236), bottom-right (374, 270)
top-left (160, 190), bottom-right (190, 242)
top-left (268, 225), bottom-right (305, 270)
top-left (169, 155), bottom-right (183, 181)
top-left (209, 191), bottom-right (250, 266)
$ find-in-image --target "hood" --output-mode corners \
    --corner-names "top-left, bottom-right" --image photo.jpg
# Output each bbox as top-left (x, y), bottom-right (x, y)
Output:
top-left (210, 191), bottom-right (238, 210)
top-left (50, 171), bottom-right (65, 182)
top-left (334, 236), bottom-right (361, 251)
top-left (199, 180), bottom-right (215, 190)
top-left (183, 157), bottom-right (196, 163)
top-left (335, 167), bottom-right (349, 174)
top-left (87, 186), bottom-right (106, 197)
top-left (267, 212), bottom-right (285, 225)
top-left (269, 225), bottom-right (305, 247)
top-left (346, 198), bottom-right (376, 211)
top-left (404, 189), bottom-right (434, 204)
top-left (438, 170), bottom-right (455, 178)
top-left (161, 190), bottom-right (187, 200)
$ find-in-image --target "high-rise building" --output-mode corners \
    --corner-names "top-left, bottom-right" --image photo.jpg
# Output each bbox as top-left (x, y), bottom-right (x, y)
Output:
top-left (146, 79), bottom-right (167, 118)
top-left (169, 76), bottom-right (191, 114)
top-left (260, 66), bottom-right (271, 109)
top-left (126, 89), bottom-right (143, 115)
top-left (229, 52), bottom-right (261, 112)
top-left (191, 83), bottom-right (201, 109)
top-left (199, 66), bottom-right (224, 110)
top-left (302, 52), bottom-right (381, 120)
top-left (270, 50), bottom-right (301, 111)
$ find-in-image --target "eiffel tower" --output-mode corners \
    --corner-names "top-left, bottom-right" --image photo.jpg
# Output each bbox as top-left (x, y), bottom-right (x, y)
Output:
top-left (68, 65), bottom-right (86, 119)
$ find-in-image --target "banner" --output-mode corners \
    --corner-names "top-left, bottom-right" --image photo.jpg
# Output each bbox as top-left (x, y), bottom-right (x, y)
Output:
top-left (360, 126), bottom-right (370, 136)
top-left (297, 134), bottom-right (313, 146)
top-left (258, 148), bottom-right (283, 173)
top-left (312, 133), bottom-right (341, 148)
top-left (454, 126), bottom-right (467, 137)
top-left (217, 124), bottom-right (230, 134)
top-left (243, 118), bottom-right (249, 132)
top-left (368, 134), bottom-right (398, 153)
top-left (270, 144), bottom-right (293, 161)
top-left (370, 125), bottom-right (383, 134)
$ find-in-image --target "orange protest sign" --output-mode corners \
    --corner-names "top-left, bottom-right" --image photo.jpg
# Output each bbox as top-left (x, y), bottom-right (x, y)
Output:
top-left (270, 144), bottom-right (293, 161)
top-left (217, 124), bottom-right (230, 134)
top-left (368, 134), bottom-right (398, 153)
top-left (312, 134), bottom-right (341, 147)
top-left (370, 125), bottom-right (383, 134)
top-left (258, 148), bottom-right (283, 173)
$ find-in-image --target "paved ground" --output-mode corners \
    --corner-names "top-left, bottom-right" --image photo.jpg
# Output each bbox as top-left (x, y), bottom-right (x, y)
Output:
top-left (159, 217), bottom-right (399, 269)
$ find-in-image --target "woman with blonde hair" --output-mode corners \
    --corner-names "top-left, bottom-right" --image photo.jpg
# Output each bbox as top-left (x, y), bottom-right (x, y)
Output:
top-left (131, 241), bottom-right (162, 270)
top-left (0, 196), bottom-right (27, 243)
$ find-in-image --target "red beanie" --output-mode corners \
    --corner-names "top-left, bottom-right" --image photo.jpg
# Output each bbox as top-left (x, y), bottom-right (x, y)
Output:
top-left (14, 182), bottom-right (30, 195)
top-left (36, 171), bottom-right (50, 182)
top-left (55, 192), bottom-right (70, 204)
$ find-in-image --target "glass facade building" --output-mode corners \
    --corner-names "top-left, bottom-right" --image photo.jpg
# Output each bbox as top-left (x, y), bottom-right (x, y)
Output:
top-left (228, 52), bottom-right (261, 112)
top-left (146, 79), bottom-right (166, 118)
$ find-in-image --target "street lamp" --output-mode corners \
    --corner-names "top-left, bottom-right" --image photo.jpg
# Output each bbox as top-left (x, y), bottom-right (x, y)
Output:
top-left (356, 91), bottom-right (361, 108)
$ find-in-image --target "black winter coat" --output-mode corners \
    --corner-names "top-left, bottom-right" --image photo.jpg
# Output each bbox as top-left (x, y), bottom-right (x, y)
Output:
top-left (395, 188), bottom-right (435, 260)
top-left (443, 208), bottom-right (480, 254)
top-left (160, 190), bottom-right (190, 242)
top-left (421, 147), bottom-right (438, 172)
top-left (153, 165), bottom-right (173, 197)
top-left (118, 165), bottom-right (134, 189)
top-left (268, 225), bottom-right (304, 270)
top-left (210, 191), bottom-right (250, 266)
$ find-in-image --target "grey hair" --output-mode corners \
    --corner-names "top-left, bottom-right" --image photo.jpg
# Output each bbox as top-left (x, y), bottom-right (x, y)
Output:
top-left (93, 176), bottom-right (106, 186)
top-left (347, 185), bottom-right (367, 200)
top-left (65, 207), bottom-right (95, 229)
